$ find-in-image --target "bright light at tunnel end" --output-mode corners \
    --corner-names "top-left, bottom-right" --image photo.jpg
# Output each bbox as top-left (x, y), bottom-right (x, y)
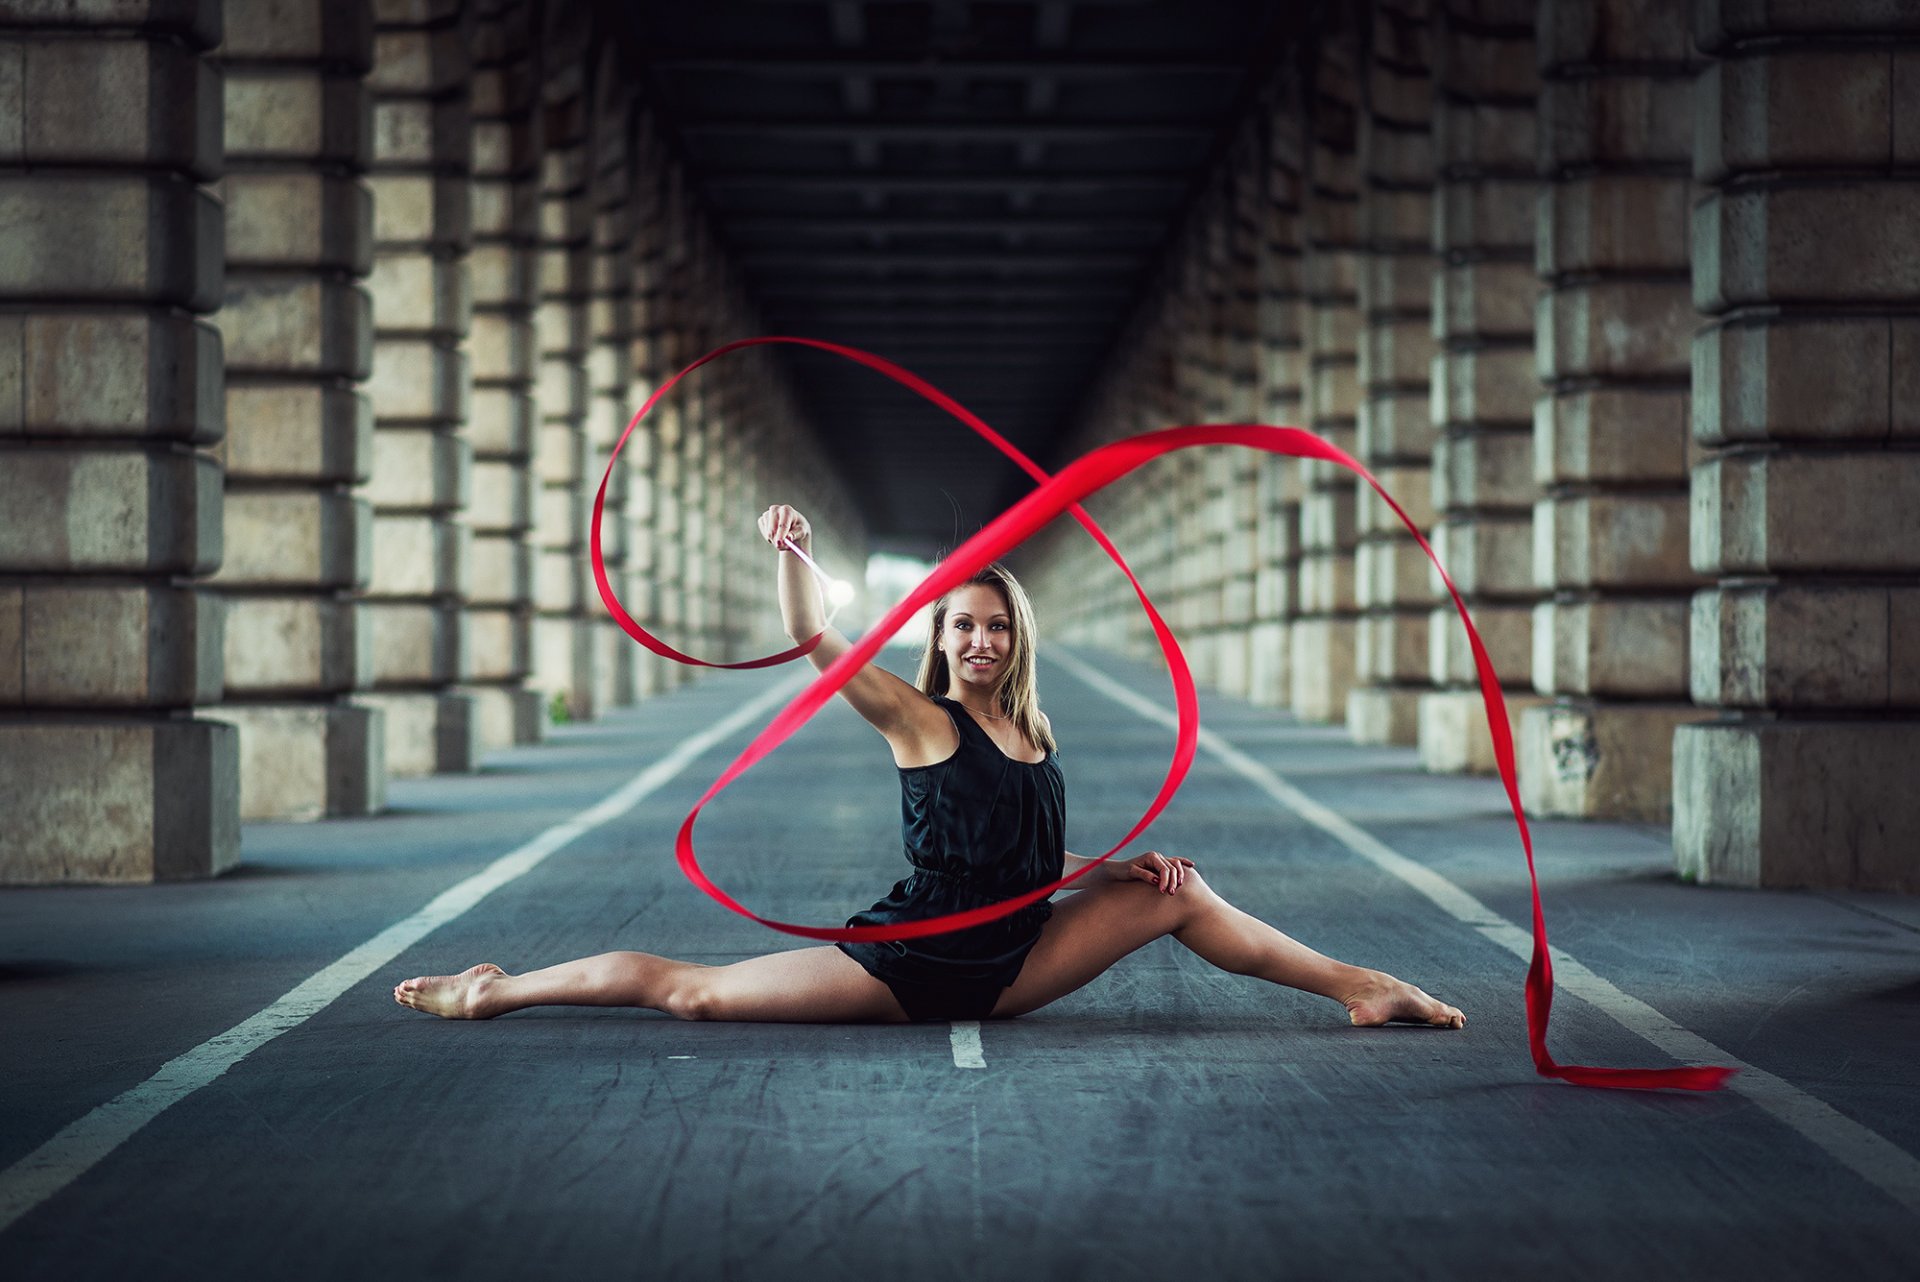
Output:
top-left (865, 553), bottom-right (937, 647)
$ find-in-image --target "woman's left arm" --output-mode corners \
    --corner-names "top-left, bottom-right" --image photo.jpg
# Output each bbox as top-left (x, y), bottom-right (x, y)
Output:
top-left (1060, 848), bottom-right (1194, 894)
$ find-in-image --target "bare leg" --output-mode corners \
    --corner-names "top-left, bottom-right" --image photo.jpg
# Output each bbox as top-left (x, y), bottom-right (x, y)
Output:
top-left (991, 869), bottom-right (1464, 1028)
top-left (394, 945), bottom-right (910, 1023)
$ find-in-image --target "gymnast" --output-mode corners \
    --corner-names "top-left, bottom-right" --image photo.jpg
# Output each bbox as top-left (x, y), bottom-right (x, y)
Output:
top-left (394, 503), bottom-right (1465, 1029)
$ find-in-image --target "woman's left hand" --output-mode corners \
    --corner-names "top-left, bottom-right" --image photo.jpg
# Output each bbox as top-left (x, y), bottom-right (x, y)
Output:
top-left (1114, 850), bottom-right (1195, 895)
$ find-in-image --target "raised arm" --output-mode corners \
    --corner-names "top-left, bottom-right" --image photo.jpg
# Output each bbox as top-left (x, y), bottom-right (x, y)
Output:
top-left (758, 503), bottom-right (941, 749)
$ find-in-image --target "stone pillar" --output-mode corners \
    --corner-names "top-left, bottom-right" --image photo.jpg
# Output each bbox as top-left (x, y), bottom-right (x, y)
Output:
top-left (1217, 139), bottom-right (1266, 702)
top-left (650, 171), bottom-right (693, 687)
top-left (214, 0), bottom-right (385, 821)
top-left (701, 270), bottom-right (749, 664)
top-left (360, 0), bottom-right (478, 777)
top-left (1419, 0), bottom-right (1543, 773)
top-left (1172, 280), bottom-right (1220, 690)
top-left (709, 358), bottom-right (747, 662)
top-left (679, 222), bottom-right (720, 671)
top-left (741, 349), bottom-right (785, 657)
top-left (586, 54), bottom-right (636, 709)
top-left (1675, 2), bottom-right (1920, 890)
top-left (624, 118), bottom-right (668, 695)
top-left (532, 31), bottom-right (598, 719)
top-left (465, 0), bottom-right (544, 748)
top-left (1522, 0), bottom-right (1703, 820)
top-left (1292, 29), bottom-right (1364, 723)
top-left (1350, 0), bottom-right (1440, 745)
top-left (0, 1), bottom-right (238, 881)
top-left (1250, 80), bottom-right (1309, 710)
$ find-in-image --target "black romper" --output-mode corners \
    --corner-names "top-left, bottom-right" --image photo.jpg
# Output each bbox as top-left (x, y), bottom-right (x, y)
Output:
top-left (836, 695), bottom-right (1065, 1021)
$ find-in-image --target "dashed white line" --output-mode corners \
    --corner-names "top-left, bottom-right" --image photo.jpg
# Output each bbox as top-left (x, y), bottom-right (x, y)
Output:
top-left (949, 1020), bottom-right (986, 1069)
top-left (0, 673), bottom-right (809, 1235)
top-left (970, 1103), bottom-right (985, 1245)
top-left (1052, 646), bottom-right (1920, 1216)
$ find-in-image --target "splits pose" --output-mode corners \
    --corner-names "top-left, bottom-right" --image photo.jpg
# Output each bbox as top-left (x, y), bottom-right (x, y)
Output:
top-left (395, 504), bottom-right (1466, 1030)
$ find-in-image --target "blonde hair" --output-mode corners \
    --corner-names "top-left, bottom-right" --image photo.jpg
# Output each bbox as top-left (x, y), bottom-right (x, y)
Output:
top-left (913, 561), bottom-right (1056, 756)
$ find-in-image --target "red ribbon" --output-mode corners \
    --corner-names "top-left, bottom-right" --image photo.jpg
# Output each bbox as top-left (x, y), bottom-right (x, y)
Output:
top-left (591, 336), bottom-right (1734, 1092)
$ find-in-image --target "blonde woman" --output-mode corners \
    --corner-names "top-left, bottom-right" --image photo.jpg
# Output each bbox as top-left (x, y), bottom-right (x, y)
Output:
top-left (394, 503), bottom-right (1465, 1030)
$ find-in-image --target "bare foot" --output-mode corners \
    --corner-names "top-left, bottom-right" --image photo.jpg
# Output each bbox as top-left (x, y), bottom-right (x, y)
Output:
top-left (1341, 970), bottom-right (1466, 1029)
top-left (393, 963), bottom-right (509, 1020)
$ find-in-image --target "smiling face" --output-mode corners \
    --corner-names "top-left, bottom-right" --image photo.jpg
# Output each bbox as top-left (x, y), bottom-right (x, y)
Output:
top-left (937, 583), bottom-right (1014, 696)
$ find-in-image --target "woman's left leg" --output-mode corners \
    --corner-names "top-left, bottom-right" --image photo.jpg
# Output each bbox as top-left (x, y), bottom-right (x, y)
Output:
top-left (990, 868), bottom-right (1463, 1027)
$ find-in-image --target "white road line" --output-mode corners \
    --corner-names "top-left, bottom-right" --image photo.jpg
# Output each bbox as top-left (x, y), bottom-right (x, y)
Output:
top-left (1052, 647), bottom-right (1920, 1216)
top-left (0, 674), bottom-right (808, 1235)
top-left (949, 1020), bottom-right (987, 1069)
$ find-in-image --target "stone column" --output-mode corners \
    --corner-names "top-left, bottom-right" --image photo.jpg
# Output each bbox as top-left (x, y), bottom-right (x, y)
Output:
top-left (702, 271), bottom-right (749, 664)
top-left (1350, 0), bottom-right (1441, 745)
top-left (733, 356), bottom-right (786, 659)
top-left (1172, 275), bottom-right (1219, 690)
top-left (214, 0), bottom-right (385, 821)
top-left (650, 171), bottom-right (693, 687)
top-left (0, 1), bottom-right (237, 881)
top-left (532, 34), bottom-right (598, 719)
top-left (586, 56), bottom-right (636, 709)
top-left (1676, 2), bottom-right (1920, 890)
top-left (1419, 0), bottom-right (1543, 773)
top-left (679, 222), bottom-right (720, 670)
top-left (1217, 140), bottom-right (1266, 703)
top-left (1292, 29), bottom-right (1364, 723)
top-left (1522, 0), bottom-right (1703, 820)
top-left (1250, 80), bottom-right (1308, 710)
top-left (360, 0), bottom-right (478, 777)
top-left (624, 117), bottom-right (667, 696)
top-left (465, 0), bottom-right (544, 748)
top-left (1144, 320), bottom-right (1184, 664)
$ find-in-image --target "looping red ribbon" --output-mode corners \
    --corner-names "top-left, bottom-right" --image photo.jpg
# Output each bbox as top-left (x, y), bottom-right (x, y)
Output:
top-left (591, 336), bottom-right (1734, 1092)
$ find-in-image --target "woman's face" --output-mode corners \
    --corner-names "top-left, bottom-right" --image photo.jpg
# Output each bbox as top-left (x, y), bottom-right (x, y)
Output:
top-left (939, 583), bottom-right (1014, 695)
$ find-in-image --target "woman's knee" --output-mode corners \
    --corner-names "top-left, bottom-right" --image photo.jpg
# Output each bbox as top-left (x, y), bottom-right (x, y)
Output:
top-left (661, 975), bottom-right (721, 1021)
top-left (1104, 864), bottom-right (1218, 926)
top-left (1145, 865), bottom-right (1221, 928)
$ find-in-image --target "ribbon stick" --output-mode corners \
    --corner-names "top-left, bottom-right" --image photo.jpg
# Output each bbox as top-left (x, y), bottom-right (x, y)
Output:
top-left (591, 336), bottom-right (1733, 1092)
top-left (780, 536), bottom-right (855, 623)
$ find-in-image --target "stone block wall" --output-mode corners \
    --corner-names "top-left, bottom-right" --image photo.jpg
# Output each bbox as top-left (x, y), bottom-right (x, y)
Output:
top-left (360, 0), bottom-right (479, 777)
top-left (465, 0), bottom-right (545, 749)
top-left (1250, 86), bottom-right (1308, 710)
top-left (1421, 0), bottom-right (1544, 773)
top-left (531, 15), bottom-right (597, 720)
top-left (0, 0), bottom-right (238, 880)
top-left (585, 48), bottom-right (636, 713)
top-left (1521, 0), bottom-right (1706, 821)
top-left (7, 0), bottom-right (1913, 894)
top-left (1350, 0), bottom-right (1441, 745)
top-left (1674, 1), bottom-right (1920, 890)
top-left (1292, 20), bottom-right (1365, 723)
top-left (0, 0), bottom-right (864, 883)
top-left (213, 0), bottom-right (384, 822)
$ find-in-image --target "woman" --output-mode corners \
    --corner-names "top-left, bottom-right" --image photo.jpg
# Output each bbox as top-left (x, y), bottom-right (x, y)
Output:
top-left (394, 503), bottom-right (1465, 1030)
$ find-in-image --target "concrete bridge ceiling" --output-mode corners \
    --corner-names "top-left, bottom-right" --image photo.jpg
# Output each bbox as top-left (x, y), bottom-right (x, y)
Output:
top-left (618, 0), bottom-right (1301, 558)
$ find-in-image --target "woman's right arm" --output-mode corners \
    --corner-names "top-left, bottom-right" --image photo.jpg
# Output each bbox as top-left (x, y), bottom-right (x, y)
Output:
top-left (757, 503), bottom-right (939, 746)
top-left (760, 503), bottom-right (825, 640)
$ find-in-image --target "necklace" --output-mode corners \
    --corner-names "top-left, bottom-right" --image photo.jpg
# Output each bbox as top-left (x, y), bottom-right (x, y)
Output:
top-left (957, 700), bottom-right (1009, 721)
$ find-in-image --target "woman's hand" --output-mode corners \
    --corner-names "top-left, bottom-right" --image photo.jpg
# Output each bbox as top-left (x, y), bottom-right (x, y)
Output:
top-left (758, 504), bottom-right (812, 554)
top-left (1112, 850), bottom-right (1195, 895)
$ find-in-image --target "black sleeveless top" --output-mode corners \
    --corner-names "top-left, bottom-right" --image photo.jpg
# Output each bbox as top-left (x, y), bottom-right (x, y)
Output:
top-left (837, 695), bottom-right (1064, 987)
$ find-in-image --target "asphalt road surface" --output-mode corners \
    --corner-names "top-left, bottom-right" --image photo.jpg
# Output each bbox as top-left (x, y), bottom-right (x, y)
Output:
top-left (5, 644), bottom-right (1917, 1281)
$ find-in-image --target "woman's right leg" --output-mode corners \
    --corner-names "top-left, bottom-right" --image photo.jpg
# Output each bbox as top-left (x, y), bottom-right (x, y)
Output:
top-left (393, 945), bottom-right (911, 1023)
